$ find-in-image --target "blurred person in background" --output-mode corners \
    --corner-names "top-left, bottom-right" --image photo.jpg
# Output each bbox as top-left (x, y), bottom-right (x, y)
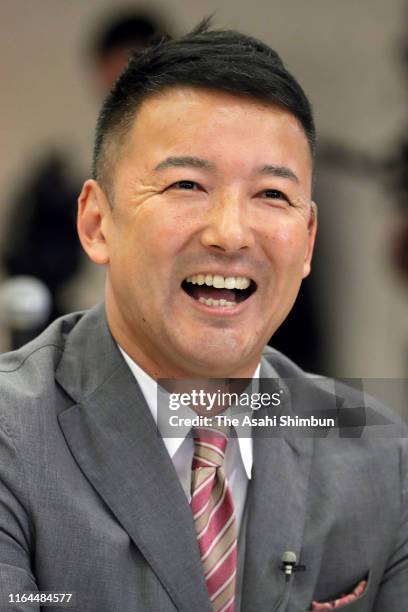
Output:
top-left (392, 150), bottom-right (408, 284)
top-left (391, 27), bottom-right (408, 287)
top-left (1, 9), bottom-right (171, 329)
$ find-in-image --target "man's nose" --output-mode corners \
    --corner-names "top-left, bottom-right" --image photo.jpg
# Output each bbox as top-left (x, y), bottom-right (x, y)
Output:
top-left (200, 193), bottom-right (255, 253)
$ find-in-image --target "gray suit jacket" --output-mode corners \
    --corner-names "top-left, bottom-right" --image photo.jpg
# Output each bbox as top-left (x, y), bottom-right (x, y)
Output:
top-left (0, 304), bottom-right (407, 611)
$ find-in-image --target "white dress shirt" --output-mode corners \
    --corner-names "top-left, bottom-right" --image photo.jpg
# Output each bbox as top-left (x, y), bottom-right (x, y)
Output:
top-left (118, 345), bottom-right (259, 532)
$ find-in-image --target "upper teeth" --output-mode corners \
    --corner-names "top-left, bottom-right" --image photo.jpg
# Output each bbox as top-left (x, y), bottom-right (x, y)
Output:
top-left (185, 274), bottom-right (251, 290)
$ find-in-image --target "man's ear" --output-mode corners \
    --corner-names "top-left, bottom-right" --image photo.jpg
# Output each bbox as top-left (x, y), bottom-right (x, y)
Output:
top-left (77, 179), bottom-right (111, 265)
top-left (302, 201), bottom-right (318, 278)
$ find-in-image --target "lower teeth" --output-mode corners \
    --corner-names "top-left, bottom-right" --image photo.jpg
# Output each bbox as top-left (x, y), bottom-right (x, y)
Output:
top-left (198, 297), bottom-right (235, 307)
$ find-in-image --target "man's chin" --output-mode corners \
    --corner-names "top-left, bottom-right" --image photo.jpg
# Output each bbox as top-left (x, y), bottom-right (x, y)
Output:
top-left (173, 343), bottom-right (259, 379)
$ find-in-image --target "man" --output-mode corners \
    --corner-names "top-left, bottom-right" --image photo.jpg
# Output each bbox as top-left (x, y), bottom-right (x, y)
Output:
top-left (0, 20), bottom-right (407, 612)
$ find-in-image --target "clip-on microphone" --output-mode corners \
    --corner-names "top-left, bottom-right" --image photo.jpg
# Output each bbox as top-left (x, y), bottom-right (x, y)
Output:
top-left (271, 551), bottom-right (306, 612)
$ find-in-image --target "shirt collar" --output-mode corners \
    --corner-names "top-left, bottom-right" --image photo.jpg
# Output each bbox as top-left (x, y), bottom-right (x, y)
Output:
top-left (117, 345), bottom-right (258, 479)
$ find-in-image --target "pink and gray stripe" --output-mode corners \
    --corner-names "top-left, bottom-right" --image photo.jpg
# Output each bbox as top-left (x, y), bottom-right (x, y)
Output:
top-left (191, 427), bottom-right (237, 612)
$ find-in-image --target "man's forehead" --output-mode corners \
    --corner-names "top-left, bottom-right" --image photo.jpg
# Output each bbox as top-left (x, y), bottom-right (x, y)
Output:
top-left (131, 85), bottom-right (307, 136)
top-left (126, 86), bottom-right (312, 161)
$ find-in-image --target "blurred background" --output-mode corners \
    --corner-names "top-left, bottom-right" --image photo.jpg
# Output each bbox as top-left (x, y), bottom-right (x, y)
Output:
top-left (0, 0), bottom-right (407, 382)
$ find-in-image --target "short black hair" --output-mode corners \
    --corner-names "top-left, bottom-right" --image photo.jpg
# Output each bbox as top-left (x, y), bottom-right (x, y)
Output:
top-left (93, 18), bottom-right (315, 196)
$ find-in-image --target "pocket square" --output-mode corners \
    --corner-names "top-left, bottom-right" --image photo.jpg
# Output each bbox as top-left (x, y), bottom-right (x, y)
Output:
top-left (311, 579), bottom-right (367, 610)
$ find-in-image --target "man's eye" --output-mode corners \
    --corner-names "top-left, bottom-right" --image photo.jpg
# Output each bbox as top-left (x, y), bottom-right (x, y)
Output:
top-left (262, 189), bottom-right (287, 201)
top-left (171, 180), bottom-right (199, 190)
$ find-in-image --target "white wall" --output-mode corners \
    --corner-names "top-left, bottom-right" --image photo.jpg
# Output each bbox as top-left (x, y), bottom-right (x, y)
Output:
top-left (1, 0), bottom-right (407, 376)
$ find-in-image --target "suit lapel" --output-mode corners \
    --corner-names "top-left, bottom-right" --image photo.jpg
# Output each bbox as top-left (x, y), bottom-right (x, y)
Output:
top-left (56, 305), bottom-right (212, 612)
top-left (241, 362), bottom-right (315, 611)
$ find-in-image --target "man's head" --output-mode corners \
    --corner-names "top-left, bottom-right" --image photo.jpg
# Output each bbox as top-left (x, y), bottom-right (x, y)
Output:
top-left (78, 21), bottom-right (317, 379)
top-left (92, 18), bottom-right (315, 200)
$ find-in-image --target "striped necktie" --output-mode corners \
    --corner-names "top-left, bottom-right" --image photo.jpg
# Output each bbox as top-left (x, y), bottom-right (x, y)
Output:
top-left (190, 427), bottom-right (237, 612)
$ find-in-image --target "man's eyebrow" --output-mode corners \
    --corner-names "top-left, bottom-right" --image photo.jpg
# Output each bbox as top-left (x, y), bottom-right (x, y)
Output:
top-left (257, 164), bottom-right (299, 183)
top-left (154, 156), bottom-right (216, 172)
top-left (153, 157), bottom-right (299, 184)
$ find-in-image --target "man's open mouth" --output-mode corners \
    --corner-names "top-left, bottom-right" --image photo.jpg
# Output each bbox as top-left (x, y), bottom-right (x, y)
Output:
top-left (181, 274), bottom-right (257, 307)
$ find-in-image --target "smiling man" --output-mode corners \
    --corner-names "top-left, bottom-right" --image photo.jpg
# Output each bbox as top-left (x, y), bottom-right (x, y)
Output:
top-left (79, 85), bottom-right (316, 380)
top-left (0, 20), bottom-right (407, 612)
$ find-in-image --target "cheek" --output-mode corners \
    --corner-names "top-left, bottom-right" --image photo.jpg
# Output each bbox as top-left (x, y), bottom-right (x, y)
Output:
top-left (264, 224), bottom-right (309, 268)
top-left (110, 210), bottom-right (190, 287)
top-left (147, 207), bottom-right (197, 253)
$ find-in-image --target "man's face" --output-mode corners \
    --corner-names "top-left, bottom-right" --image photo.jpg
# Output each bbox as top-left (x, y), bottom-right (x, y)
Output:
top-left (79, 87), bottom-right (316, 378)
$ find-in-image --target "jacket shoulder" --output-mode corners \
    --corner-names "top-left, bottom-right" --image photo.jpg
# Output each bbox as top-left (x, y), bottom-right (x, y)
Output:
top-left (0, 311), bottom-right (85, 424)
top-left (261, 344), bottom-right (305, 378)
top-left (261, 345), bottom-right (408, 436)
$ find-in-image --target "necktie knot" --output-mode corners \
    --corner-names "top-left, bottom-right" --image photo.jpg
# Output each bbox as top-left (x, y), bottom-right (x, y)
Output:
top-left (192, 426), bottom-right (229, 469)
